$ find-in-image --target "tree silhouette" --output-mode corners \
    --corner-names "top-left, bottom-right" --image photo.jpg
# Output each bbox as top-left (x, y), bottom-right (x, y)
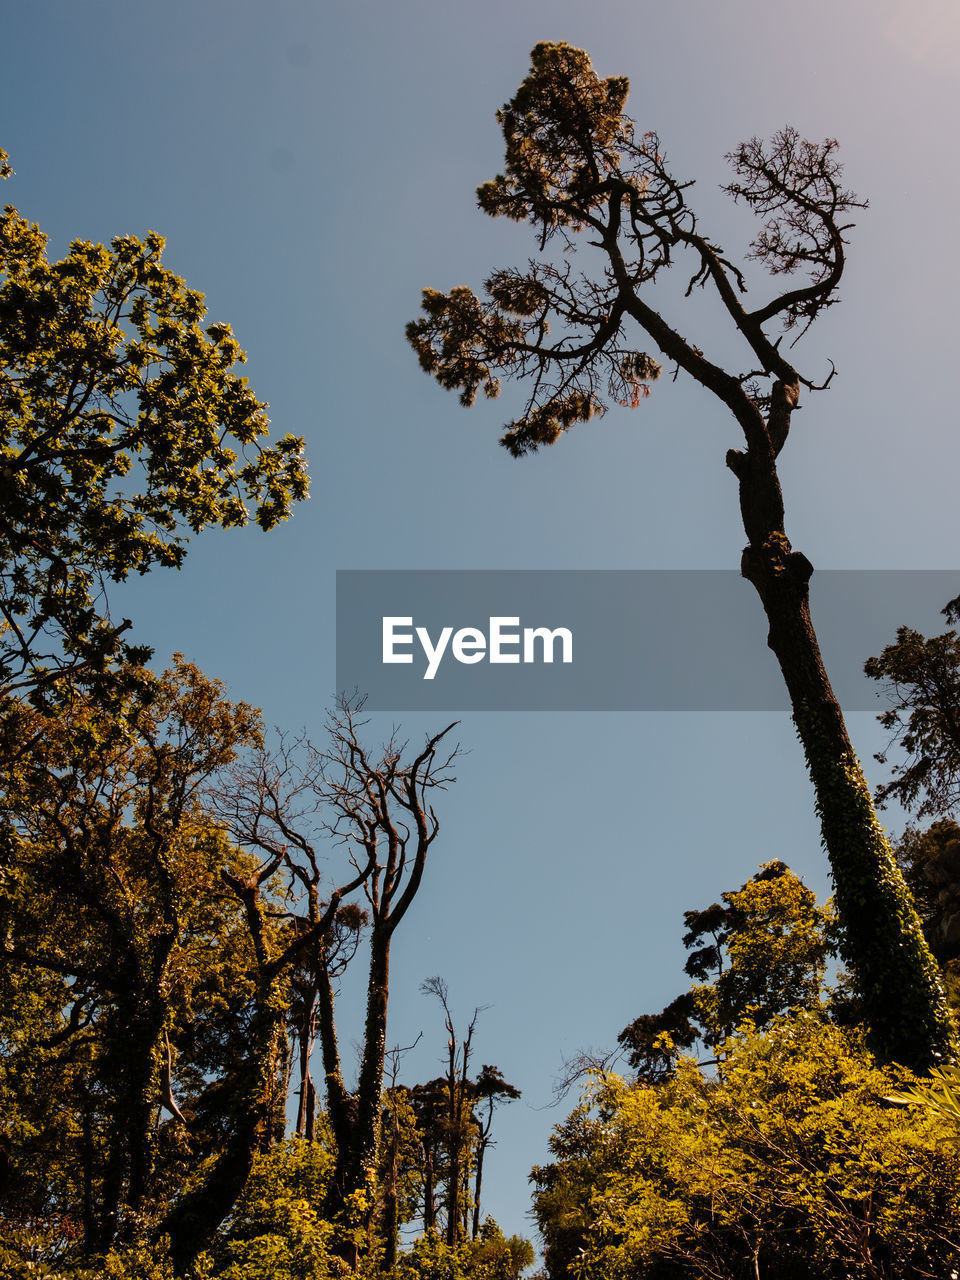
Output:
top-left (865, 595), bottom-right (960, 818)
top-left (407, 42), bottom-right (952, 1069)
top-left (421, 975), bottom-right (480, 1248)
top-left (303, 704), bottom-right (459, 1259)
top-left (470, 1064), bottom-right (520, 1240)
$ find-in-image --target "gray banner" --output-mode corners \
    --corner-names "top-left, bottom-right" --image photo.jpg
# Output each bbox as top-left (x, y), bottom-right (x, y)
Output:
top-left (335, 570), bottom-right (960, 711)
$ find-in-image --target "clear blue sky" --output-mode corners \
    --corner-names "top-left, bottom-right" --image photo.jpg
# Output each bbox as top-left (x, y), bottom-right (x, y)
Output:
top-left (4, 0), bottom-right (960, 1248)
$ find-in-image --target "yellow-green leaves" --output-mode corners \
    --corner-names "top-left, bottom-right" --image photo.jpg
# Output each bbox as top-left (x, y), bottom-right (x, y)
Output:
top-left (0, 203), bottom-right (309, 700)
top-left (889, 1063), bottom-right (960, 1135)
top-left (535, 1017), bottom-right (960, 1280)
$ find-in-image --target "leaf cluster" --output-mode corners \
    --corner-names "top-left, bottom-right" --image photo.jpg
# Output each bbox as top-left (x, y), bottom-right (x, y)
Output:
top-left (618, 862), bottom-right (835, 1081)
top-left (865, 603), bottom-right (960, 817)
top-left (0, 661), bottom-right (266, 1239)
top-left (535, 1016), bottom-right (960, 1280)
top-left (391, 1221), bottom-right (533, 1280)
top-left (407, 43), bottom-right (863, 457)
top-left (0, 198), bottom-right (308, 698)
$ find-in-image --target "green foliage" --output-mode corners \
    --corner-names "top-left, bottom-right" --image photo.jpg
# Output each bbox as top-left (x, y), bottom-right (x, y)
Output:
top-left (0, 185), bottom-right (309, 698)
top-left (534, 1016), bottom-right (960, 1280)
top-left (0, 660), bottom-right (268, 1250)
top-left (406, 43), bottom-right (671, 458)
top-left (793, 701), bottom-right (955, 1069)
top-left (391, 1229), bottom-right (470, 1280)
top-left (619, 862), bottom-right (835, 1080)
top-left (391, 1221), bottom-right (533, 1280)
top-left (889, 1062), bottom-right (960, 1137)
top-left (0, 1226), bottom-right (98, 1279)
top-left (688, 861), bottom-right (833, 1042)
top-left (475, 42), bottom-right (631, 232)
top-left (0, 1231), bottom-right (181, 1279)
top-left (376, 1085), bottom-right (427, 1259)
top-left (865, 600), bottom-right (960, 817)
top-left (95, 1243), bottom-right (185, 1279)
top-left (214, 1140), bottom-right (342, 1280)
top-left (465, 1220), bottom-right (534, 1280)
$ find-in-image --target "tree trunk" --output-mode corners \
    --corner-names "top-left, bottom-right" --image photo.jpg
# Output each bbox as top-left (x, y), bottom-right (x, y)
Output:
top-left (734, 433), bottom-right (955, 1069)
top-left (320, 924), bottom-right (391, 1259)
top-left (294, 990), bottom-right (315, 1139)
top-left (80, 1084), bottom-right (95, 1255)
top-left (446, 1139), bottom-right (461, 1248)
top-left (94, 963), bottom-right (169, 1249)
top-left (382, 1140), bottom-right (399, 1270)
top-left (315, 948), bottom-right (355, 1164)
top-left (305, 1078), bottom-right (316, 1143)
top-left (345, 927), bottom-right (390, 1200)
top-left (472, 1138), bottom-right (487, 1240)
top-left (423, 1148), bottom-right (436, 1233)
top-left (160, 977), bottom-right (288, 1277)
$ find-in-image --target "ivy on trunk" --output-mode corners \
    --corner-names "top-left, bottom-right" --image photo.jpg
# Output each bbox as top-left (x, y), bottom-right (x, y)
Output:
top-left (407, 41), bottom-right (955, 1070)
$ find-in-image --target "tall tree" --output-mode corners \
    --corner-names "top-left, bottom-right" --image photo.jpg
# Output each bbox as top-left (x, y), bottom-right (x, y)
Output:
top-left (0, 660), bottom-right (262, 1253)
top-left (417, 981), bottom-right (521, 1247)
top-left (407, 42), bottom-right (952, 1069)
top-left (411, 1075), bottom-right (447, 1237)
top-left (469, 1064), bottom-right (520, 1241)
top-left (421, 976), bottom-right (480, 1249)
top-left (0, 150), bottom-right (308, 703)
top-left (259, 702), bottom-right (460, 1256)
top-left (162, 713), bottom-right (389, 1275)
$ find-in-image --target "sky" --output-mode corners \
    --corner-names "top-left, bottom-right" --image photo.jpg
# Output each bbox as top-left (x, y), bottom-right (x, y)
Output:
top-left (4, 0), bottom-right (960, 1251)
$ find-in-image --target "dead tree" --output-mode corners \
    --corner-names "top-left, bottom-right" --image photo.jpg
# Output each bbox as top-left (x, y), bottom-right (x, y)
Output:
top-left (310, 700), bottom-right (459, 1252)
top-left (161, 720), bottom-right (378, 1275)
top-left (421, 976), bottom-right (481, 1248)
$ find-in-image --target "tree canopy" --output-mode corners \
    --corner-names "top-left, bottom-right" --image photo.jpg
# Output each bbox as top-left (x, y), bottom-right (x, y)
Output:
top-left (618, 862), bottom-right (836, 1081)
top-left (407, 42), bottom-right (860, 456)
top-left (0, 674), bottom-right (490, 1277)
top-left (534, 1017), bottom-right (960, 1280)
top-left (0, 153), bottom-right (308, 701)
